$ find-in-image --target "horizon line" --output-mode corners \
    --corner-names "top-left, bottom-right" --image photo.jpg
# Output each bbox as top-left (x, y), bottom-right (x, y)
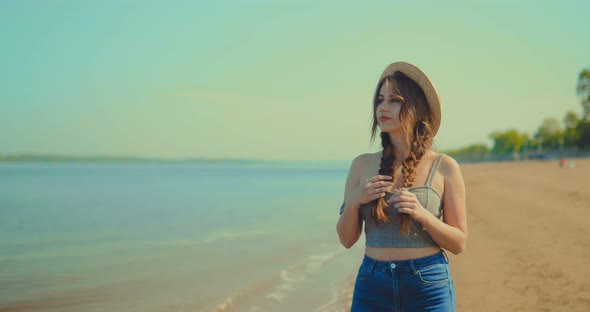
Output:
top-left (0, 152), bottom-right (353, 163)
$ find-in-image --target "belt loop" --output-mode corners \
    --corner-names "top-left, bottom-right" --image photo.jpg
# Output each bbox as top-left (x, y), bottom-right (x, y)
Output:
top-left (370, 260), bottom-right (377, 275)
top-left (441, 249), bottom-right (449, 263)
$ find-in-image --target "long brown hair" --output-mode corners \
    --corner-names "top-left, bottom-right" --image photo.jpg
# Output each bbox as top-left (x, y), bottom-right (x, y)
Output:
top-left (369, 71), bottom-right (436, 235)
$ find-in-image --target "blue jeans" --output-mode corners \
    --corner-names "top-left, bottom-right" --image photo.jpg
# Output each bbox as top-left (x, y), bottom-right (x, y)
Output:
top-left (351, 250), bottom-right (455, 312)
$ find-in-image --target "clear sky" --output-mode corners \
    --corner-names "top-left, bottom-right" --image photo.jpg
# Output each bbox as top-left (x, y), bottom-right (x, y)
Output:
top-left (1, 0), bottom-right (588, 161)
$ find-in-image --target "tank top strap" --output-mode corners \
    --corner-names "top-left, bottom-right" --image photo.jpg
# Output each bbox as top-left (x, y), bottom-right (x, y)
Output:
top-left (425, 153), bottom-right (444, 187)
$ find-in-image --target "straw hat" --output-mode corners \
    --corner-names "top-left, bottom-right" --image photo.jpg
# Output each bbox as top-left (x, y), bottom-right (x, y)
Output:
top-left (377, 61), bottom-right (442, 136)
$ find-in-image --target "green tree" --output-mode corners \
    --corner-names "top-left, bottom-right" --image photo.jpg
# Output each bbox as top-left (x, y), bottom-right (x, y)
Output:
top-left (534, 117), bottom-right (564, 150)
top-left (489, 129), bottom-right (528, 155)
top-left (562, 111), bottom-right (581, 147)
top-left (577, 68), bottom-right (590, 119)
top-left (444, 143), bottom-right (491, 161)
top-left (576, 120), bottom-right (590, 150)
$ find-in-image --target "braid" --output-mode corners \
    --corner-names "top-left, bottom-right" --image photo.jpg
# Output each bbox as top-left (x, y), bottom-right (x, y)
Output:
top-left (372, 132), bottom-right (395, 225)
top-left (399, 121), bottom-right (434, 234)
top-left (371, 122), bottom-right (435, 234)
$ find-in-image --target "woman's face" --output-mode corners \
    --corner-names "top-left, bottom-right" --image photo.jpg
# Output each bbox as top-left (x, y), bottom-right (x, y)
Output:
top-left (376, 82), bottom-right (404, 133)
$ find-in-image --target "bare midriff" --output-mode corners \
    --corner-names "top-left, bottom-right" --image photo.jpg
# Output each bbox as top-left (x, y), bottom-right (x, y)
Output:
top-left (365, 246), bottom-right (441, 261)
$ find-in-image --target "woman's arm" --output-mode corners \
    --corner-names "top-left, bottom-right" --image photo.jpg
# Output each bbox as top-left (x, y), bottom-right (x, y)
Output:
top-left (336, 154), bottom-right (365, 249)
top-left (419, 155), bottom-right (467, 254)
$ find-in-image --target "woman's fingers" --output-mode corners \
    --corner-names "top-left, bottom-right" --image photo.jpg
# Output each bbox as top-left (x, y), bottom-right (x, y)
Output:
top-left (386, 194), bottom-right (414, 204)
top-left (372, 192), bottom-right (385, 199)
top-left (365, 175), bottom-right (393, 185)
top-left (369, 186), bottom-right (390, 194)
top-left (365, 182), bottom-right (393, 191)
top-left (391, 201), bottom-right (415, 208)
top-left (370, 175), bottom-right (393, 182)
top-left (393, 202), bottom-right (417, 214)
top-left (359, 176), bottom-right (393, 203)
top-left (365, 181), bottom-right (394, 191)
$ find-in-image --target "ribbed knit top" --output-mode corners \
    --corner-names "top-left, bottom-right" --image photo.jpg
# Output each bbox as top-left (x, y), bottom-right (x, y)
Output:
top-left (339, 153), bottom-right (444, 247)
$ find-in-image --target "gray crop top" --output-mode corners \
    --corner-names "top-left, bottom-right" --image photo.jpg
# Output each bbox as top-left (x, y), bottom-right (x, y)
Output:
top-left (339, 153), bottom-right (444, 248)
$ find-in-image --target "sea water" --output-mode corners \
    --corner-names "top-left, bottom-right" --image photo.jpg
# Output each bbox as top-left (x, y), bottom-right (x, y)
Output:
top-left (0, 162), bottom-right (366, 311)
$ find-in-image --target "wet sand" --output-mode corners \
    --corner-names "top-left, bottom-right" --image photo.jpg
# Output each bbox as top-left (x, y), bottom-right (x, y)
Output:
top-left (333, 157), bottom-right (590, 311)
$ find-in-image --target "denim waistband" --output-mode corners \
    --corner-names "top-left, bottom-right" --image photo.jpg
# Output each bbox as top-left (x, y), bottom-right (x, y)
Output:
top-left (361, 249), bottom-right (448, 272)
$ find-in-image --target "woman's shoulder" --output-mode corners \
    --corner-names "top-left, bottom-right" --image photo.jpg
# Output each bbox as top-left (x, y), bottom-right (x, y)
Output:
top-left (437, 153), bottom-right (463, 180)
top-left (346, 152), bottom-right (379, 181)
top-left (351, 152), bottom-right (379, 166)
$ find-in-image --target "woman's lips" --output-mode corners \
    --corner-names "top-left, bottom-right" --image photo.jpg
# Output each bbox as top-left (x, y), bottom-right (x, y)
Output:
top-left (379, 117), bottom-right (391, 122)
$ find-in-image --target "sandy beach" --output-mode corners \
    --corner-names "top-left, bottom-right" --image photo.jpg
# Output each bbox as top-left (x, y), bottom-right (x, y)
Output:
top-left (329, 157), bottom-right (590, 312)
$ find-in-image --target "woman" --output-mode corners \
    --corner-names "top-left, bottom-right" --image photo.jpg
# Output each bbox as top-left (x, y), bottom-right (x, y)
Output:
top-left (336, 62), bottom-right (467, 311)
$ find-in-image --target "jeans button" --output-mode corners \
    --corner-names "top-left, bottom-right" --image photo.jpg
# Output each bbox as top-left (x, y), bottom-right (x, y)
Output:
top-left (390, 263), bottom-right (396, 269)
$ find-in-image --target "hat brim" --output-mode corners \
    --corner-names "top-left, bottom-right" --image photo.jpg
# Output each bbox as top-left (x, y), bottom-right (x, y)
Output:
top-left (377, 62), bottom-right (441, 136)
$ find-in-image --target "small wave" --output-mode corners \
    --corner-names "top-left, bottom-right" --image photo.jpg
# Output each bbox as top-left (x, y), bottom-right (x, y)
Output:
top-left (265, 249), bottom-right (344, 304)
top-left (306, 252), bottom-right (339, 274)
top-left (279, 264), bottom-right (306, 282)
top-left (214, 248), bottom-right (345, 311)
top-left (312, 274), bottom-right (356, 312)
top-left (264, 292), bottom-right (286, 302)
top-left (213, 273), bottom-right (282, 311)
top-left (215, 296), bottom-right (234, 311)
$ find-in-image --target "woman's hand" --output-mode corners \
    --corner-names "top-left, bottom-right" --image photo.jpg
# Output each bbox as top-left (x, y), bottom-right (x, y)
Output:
top-left (387, 189), bottom-right (429, 224)
top-left (346, 175), bottom-right (393, 206)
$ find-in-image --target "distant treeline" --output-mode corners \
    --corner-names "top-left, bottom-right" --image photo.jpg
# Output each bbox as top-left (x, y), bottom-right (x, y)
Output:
top-left (443, 110), bottom-right (590, 162)
top-left (444, 67), bottom-right (590, 162)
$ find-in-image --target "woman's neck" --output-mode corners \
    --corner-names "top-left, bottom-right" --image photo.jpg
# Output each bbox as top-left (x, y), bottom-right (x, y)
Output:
top-left (387, 132), bottom-right (410, 160)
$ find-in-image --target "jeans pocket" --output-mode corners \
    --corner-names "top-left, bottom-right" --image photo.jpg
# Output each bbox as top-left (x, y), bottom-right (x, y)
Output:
top-left (416, 263), bottom-right (449, 285)
top-left (356, 264), bottom-right (370, 281)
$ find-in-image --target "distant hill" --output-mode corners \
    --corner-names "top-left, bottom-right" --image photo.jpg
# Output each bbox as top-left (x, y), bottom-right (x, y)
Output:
top-left (0, 154), bottom-right (264, 164)
top-left (0, 154), bottom-right (351, 168)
